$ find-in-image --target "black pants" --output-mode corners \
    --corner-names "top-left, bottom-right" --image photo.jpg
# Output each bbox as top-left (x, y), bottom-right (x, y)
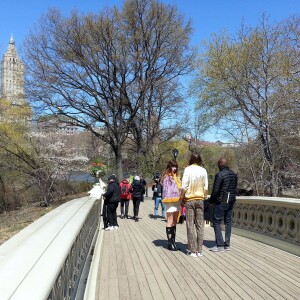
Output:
top-left (120, 199), bottom-right (130, 216)
top-left (132, 197), bottom-right (141, 217)
top-left (107, 202), bottom-right (119, 227)
top-left (102, 202), bottom-right (108, 228)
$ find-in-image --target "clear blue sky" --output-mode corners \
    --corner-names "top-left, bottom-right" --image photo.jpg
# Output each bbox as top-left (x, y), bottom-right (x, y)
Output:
top-left (0, 0), bottom-right (299, 140)
top-left (0, 0), bottom-right (299, 54)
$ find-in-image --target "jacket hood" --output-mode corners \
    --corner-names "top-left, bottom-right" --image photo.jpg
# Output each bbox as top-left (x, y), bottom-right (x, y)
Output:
top-left (121, 179), bottom-right (130, 184)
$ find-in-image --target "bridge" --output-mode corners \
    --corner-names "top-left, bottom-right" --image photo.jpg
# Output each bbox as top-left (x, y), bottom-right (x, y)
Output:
top-left (0, 192), bottom-right (299, 299)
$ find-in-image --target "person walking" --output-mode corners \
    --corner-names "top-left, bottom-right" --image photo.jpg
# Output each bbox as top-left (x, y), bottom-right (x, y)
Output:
top-left (152, 172), bottom-right (166, 219)
top-left (140, 176), bottom-right (147, 201)
top-left (181, 152), bottom-right (208, 258)
top-left (129, 176), bottom-right (145, 222)
top-left (162, 160), bottom-right (181, 251)
top-left (119, 178), bottom-right (131, 219)
top-left (103, 174), bottom-right (121, 231)
top-left (209, 158), bottom-right (238, 252)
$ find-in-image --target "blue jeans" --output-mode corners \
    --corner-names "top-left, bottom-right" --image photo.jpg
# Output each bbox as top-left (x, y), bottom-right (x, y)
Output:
top-left (154, 197), bottom-right (166, 217)
top-left (213, 202), bottom-right (235, 247)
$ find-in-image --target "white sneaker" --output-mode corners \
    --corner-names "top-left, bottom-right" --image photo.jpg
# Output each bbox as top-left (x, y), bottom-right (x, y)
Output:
top-left (105, 226), bottom-right (114, 231)
top-left (197, 252), bottom-right (203, 257)
top-left (187, 251), bottom-right (197, 258)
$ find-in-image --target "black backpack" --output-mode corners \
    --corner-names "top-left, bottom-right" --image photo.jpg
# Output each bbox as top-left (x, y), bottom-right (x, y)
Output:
top-left (121, 183), bottom-right (130, 198)
top-left (121, 185), bottom-right (127, 195)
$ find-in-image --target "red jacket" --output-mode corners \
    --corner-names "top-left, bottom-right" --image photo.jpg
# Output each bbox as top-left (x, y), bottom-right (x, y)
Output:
top-left (120, 179), bottom-right (131, 200)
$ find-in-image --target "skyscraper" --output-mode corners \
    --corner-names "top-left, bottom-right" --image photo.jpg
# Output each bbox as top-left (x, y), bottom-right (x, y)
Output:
top-left (0, 35), bottom-right (25, 105)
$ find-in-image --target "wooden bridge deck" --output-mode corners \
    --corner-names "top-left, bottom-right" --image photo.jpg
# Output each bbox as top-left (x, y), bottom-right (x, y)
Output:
top-left (92, 198), bottom-right (300, 300)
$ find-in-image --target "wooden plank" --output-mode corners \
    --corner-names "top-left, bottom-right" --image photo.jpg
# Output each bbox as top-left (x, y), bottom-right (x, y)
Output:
top-left (120, 219), bottom-right (153, 299)
top-left (117, 224), bottom-right (143, 300)
top-left (114, 230), bottom-right (131, 300)
top-left (94, 199), bottom-right (300, 300)
top-left (95, 230), bottom-right (110, 300)
top-left (141, 223), bottom-right (219, 300)
top-left (236, 239), bottom-right (300, 280)
top-left (232, 246), bottom-right (300, 298)
top-left (133, 204), bottom-right (200, 299)
top-left (124, 216), bottom-right (185, 299)
top-left (140, 203), bottom-right (237, 300)
top-left (108, 232), bottom-right (119, 300)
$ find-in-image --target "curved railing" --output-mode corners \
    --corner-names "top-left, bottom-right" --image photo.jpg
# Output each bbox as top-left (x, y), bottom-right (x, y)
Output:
top-left (1, 194), bottom-right (299, 299)
top-left (0, 195), bottom-right (102, 300)
top-left (232, 196), bottom-right (300, 256)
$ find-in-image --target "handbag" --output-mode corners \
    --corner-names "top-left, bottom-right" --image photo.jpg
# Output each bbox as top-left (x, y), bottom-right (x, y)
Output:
top-left (204, 199), bottom-right (214, 221)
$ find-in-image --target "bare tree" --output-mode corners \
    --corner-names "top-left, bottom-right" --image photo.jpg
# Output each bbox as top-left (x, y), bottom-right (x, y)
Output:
top-left (24, 0), bottom-right (195, 179)
top-left (193, 15), bottom-right (300, 196)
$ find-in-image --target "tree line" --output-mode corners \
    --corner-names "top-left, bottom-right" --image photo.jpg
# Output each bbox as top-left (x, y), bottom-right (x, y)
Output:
top-left (0, 0), bottom-right (299, 210)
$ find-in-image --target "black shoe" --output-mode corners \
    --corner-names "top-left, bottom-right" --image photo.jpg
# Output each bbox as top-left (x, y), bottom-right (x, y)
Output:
top-left (135, 217), bottom-right (139, 222)
top-left (125, 215), bottom-right (129, 219)
top-left (120, 215), bottom-right (124, 219)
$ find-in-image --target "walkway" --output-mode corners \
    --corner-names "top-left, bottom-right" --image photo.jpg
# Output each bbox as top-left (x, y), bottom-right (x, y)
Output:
top-left (93, 198), bottom-right (300, 300)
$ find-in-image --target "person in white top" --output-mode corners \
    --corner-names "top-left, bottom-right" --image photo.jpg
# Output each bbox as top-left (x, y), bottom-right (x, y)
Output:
top-left (181, 153), bottom-right (208, 258)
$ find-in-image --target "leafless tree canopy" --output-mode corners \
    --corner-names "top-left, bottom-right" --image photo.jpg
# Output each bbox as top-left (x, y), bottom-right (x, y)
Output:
top-left (24, 0), bottom-right (195, 179)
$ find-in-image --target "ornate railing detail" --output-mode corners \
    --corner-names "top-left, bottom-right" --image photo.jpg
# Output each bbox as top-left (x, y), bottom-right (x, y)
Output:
top-left (47, 199), bottom-right (101, 300)
top-left (0, 195), bottom-right (103, 300)
top-left (232, 197), bottom-right (300, 246)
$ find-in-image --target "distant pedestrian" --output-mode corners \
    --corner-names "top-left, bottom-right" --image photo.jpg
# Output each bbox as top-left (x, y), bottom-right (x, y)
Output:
top-left (209, 158), bottom-right (238, 252)
top-left (162, 160), bottom-right (181, 251)
top-left (152, 172), bottom-right (166, 219)
top-left (129, 176), bottom-right (145, 222)
top-left (103, 174), bottom-right (121, 231)
top-left (181, 152), bottom-right (208, 258)
top-left (119, 178), bottom-right (131, 219)
top-left (140, 176), bottom-right (147, 201)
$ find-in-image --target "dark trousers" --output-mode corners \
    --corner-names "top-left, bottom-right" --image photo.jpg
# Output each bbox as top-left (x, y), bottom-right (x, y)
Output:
top-left (120, 199), bottom-right (129, 216)
top-left (132, 197), bottom-right (141, 217)
top-left (102, 202), bottom-right (108, 228)
top-left (213, 202), bottom-right (235, 247)
top-left (107, 202), bottom-right (119, 227)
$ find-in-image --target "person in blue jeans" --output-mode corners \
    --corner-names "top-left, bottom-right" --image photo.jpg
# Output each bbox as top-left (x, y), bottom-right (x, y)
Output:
top-left (209, 158), bottom-right (238, 252)
top-left (152, 174), bottom-right (166, 219)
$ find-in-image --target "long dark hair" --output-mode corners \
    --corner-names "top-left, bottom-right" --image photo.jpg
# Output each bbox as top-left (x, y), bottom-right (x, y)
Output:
top-left (164, 160), bottom-right (178, 176)
top-left (189, 152), bottom-right (203, 166)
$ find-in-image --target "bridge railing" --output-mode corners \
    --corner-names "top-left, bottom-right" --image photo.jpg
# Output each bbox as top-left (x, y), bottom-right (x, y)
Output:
top-left (232, 196), bottom-right (300, 256)
top-left (0, 195), bottom-right (101, 300)
top-left (1, 195), bottom-right (299, 299)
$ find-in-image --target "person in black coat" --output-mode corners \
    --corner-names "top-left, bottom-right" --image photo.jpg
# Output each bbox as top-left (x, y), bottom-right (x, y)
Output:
top-left (129, 176), bottom-right (145, 222)
top-left (209, 158), bottom-right (238, 252)
top-left (103, 174), bottom-right (121, 231)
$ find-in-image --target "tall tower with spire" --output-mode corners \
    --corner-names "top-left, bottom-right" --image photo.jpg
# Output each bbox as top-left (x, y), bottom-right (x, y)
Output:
top-left (0, 35), bottom-right (25, 105)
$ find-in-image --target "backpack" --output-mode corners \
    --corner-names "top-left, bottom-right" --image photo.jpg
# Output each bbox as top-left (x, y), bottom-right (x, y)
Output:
top-left (121, 183), bottom-right (130, 199)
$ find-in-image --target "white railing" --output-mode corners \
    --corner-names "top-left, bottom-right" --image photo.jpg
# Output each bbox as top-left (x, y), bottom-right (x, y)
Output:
top-left (232, 196), bottom-right (300, 256)
top-left (0, 196), bottom-right (101, 300)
